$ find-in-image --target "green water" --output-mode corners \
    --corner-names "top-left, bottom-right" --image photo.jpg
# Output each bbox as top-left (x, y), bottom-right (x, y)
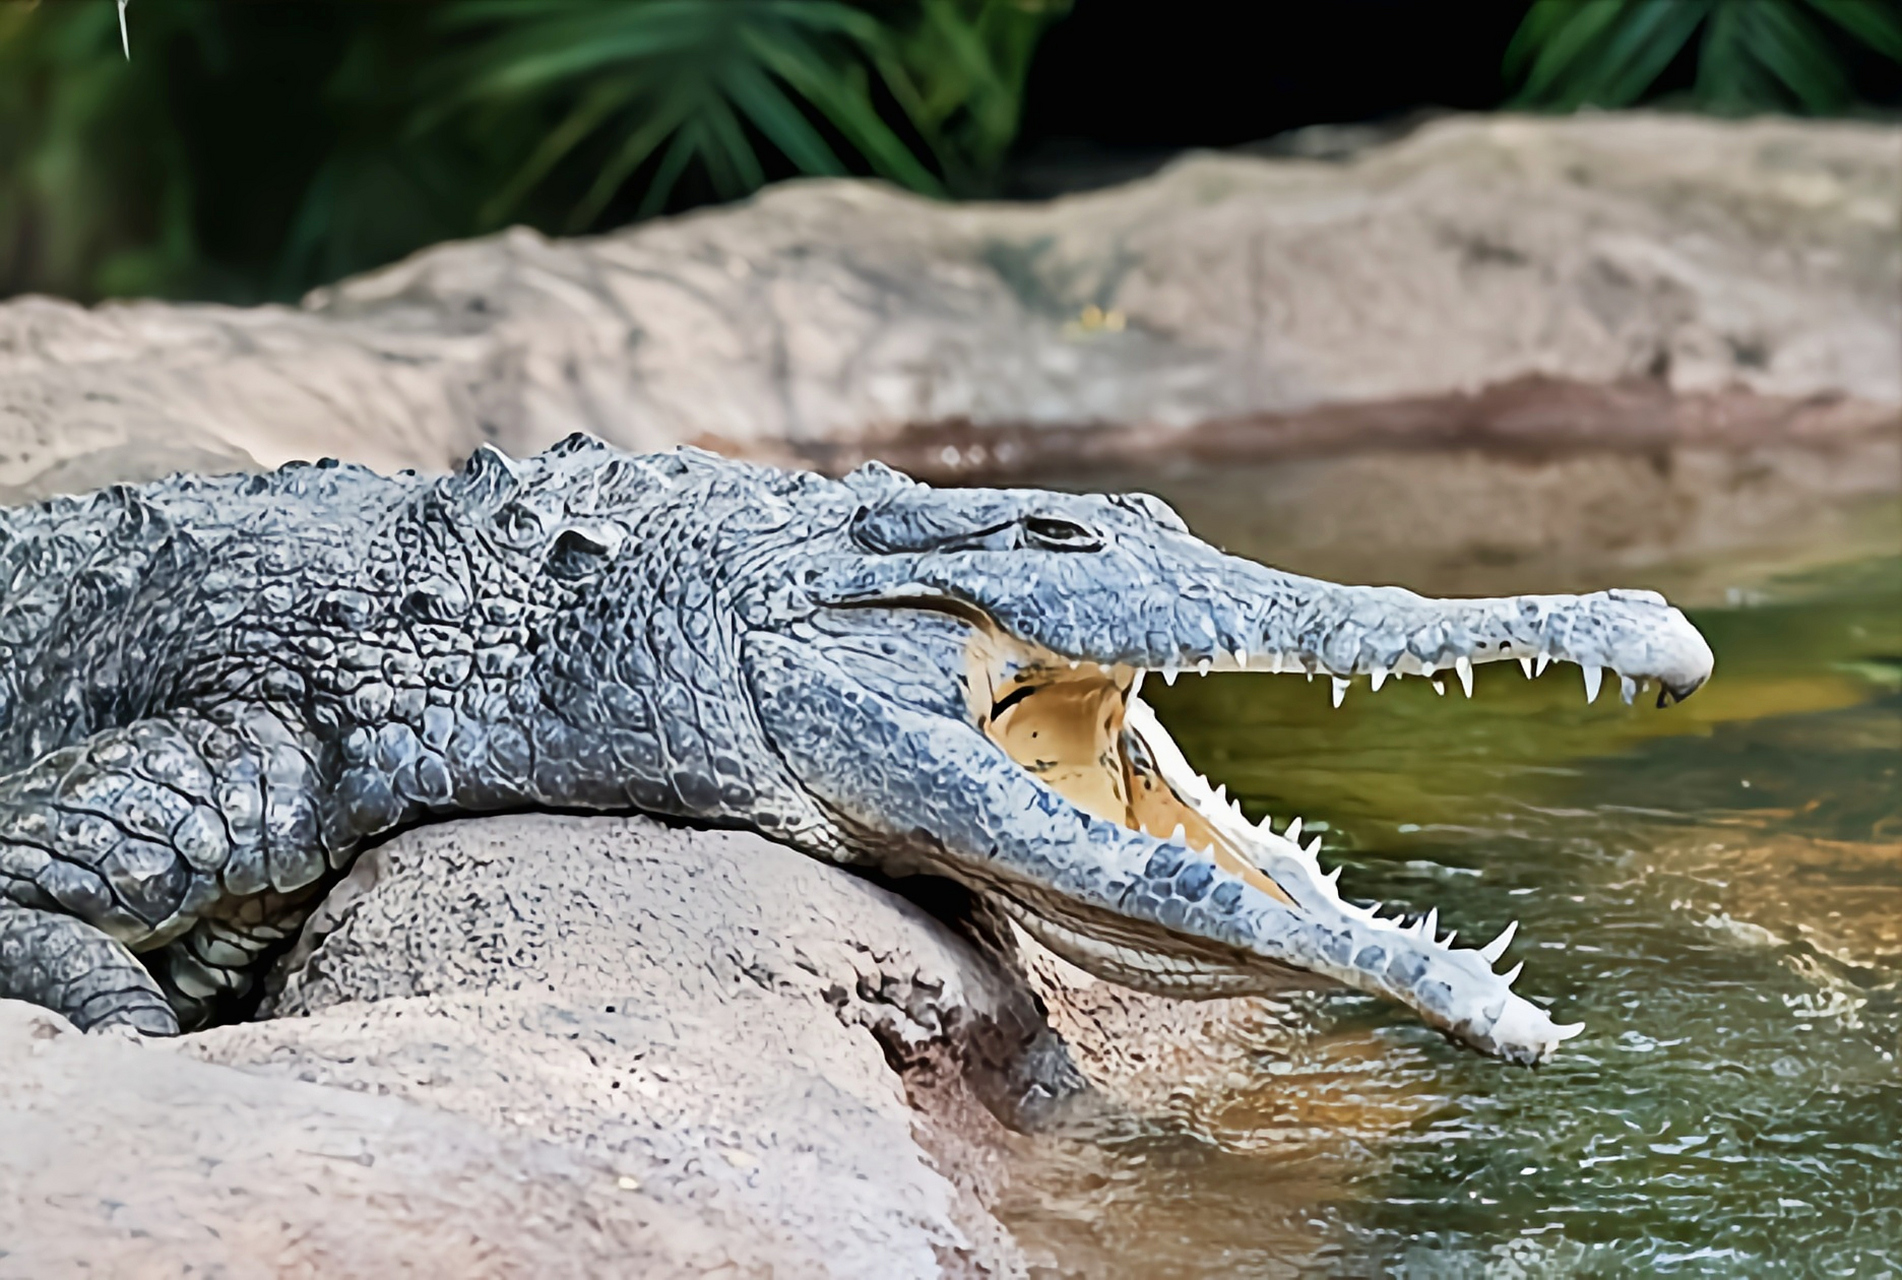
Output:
top-left (1003, 476), bottom-right (1901, 1277)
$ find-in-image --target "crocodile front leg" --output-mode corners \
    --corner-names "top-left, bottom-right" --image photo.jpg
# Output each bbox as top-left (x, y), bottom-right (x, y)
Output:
top-left (0, 706), bottom-right (332, 1033)
top-left (0, 903), bottom-right (178, 1033)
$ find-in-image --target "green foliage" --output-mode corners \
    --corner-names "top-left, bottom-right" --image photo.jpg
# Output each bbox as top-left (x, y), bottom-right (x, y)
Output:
top-left (1506, 0), bottom-right (1902, 113)
top-left (0, 0), bottom-right (1068, 303)
top-left (0, 0), bottom-right (219, 299)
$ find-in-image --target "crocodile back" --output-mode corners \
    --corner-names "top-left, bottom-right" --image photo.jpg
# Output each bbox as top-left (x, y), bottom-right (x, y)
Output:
top-left (0, 462), bottom-right (414, 772)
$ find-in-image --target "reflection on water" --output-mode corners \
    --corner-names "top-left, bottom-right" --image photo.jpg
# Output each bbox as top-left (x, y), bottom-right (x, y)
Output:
top-left (999, 466), bottom-right (1900, 1277)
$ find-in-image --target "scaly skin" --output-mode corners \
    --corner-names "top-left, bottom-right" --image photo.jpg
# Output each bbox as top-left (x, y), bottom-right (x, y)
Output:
top-left (0, 437), bottom-right (1713, 1062)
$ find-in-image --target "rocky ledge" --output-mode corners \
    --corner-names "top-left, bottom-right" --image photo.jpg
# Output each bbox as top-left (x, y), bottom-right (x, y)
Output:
top-left (1, 113), bottom-right (1895, 499)
top-left (0, 814), bottom-right (1084, 1278)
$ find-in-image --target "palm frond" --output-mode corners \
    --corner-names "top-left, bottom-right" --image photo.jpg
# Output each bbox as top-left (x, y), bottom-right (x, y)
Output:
top-left (418, 0), bottom-right (1036, 233)
top-left (1807, 0), bottom-right (1902, 58)
top-left (0, 0), bottom-right (220, 298)
top-left (1506, 0), bottom-right (1644, 106)
top-left (1738, 0), bottom-right (1854, 110)
top-left (1507, 0), bottom-right (1902, 115)
top-left (0, 0), bottom-right (1066, 303)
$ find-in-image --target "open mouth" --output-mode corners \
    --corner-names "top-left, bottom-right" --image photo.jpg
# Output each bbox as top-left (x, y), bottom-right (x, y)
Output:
top-left (812, 540), bottom-right (1712, 1064)
top-left (963, 622), bottom-right (1577, 1057)
top-left (971, 628), bottom-right (1307, 914)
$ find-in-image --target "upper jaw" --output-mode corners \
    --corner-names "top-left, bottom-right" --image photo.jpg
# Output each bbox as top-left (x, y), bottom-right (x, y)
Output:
top-left (1006, 563), bottom-right (1714, 710)
top-left (822, 550), bottom-right (1713, 708)
top-left (1257, 583), bottom-right (1716, 708)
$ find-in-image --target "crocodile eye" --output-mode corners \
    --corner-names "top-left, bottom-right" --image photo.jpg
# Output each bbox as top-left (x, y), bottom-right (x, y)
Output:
top-left (1022, 516), bottom-right (1103, 552)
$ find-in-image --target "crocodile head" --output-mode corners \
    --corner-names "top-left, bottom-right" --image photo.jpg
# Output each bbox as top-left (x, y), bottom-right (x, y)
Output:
top-left (730, 460), bottom-right (1713, 1066)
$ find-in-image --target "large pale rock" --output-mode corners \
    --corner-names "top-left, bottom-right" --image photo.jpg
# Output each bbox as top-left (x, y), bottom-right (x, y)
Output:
top-left (0, 814), bottom-right (1073, 1278)
top-left (1, 114), bottom-right (1895, 498)
top-left (0, 999), bottom-right (754, 1278)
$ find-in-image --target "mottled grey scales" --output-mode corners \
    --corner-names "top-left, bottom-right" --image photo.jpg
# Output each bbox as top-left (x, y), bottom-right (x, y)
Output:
top-left (0, 436), bottom-right (1713, 1062)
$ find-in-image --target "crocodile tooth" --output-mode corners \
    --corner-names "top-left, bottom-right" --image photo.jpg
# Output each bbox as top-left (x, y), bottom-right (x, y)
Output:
top-left (1582, 665), bottom-right (1603, 703)
top-left (1500, 961), bottom-right (1524, 986)
top-left (1421, 907), bottom-right (1439, 941)
top-left (1068, 659), bottom-right (1080, 669)
top-left (1197, 659), bottom-right (1211, 677)
top-left (1620, 674), bottom-right (1639, 705)
top-left (1213, 783), bottom-right (1227, 804)
top-left (1431, 679), bottom-right (1446, 696)
top-left (1169, 823), bottom-right (1187, 844)
top-left (1163, 666), bottom-right (1178, 686)
top-left (1323, 865), bottom-right (1342, 887)
top-left (1479, 920), bottom-right (1518, 962)
top-left (1232, 647), bottom-right (1248, 669)
top-left (1331, 677), bottom-right (1349, 708)
top-left (1370, 665), bottom-right (1388, 692)
top-left (1284, 816), bottom-right (1302, 843)
top-left (1256, 813), bottom-right (1273, 832)
top-left (1455, 656), bottom-right (1474, 697)
top-left (1535, 653), bottom-right (1551, 676)
top-left (1303, 836), bottom-right (1322, 858)
top-left (1519, 657), bottom-right (1534, 678)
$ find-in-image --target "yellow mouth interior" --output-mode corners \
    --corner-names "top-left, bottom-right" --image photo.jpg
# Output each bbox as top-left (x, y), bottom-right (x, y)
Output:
top-left (966, 627), bottom-right (1295, 906)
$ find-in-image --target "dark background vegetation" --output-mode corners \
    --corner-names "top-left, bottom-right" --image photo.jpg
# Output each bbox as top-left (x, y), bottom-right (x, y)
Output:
top-left (3, 0), bottom-right (1898, 306)
top-left (1007, 0), bottom-right (1535, 194)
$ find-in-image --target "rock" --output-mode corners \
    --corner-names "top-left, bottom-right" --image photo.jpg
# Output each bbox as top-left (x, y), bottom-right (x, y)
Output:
top-left (2, 114), bottom-right (1895, 498)
top-left (0, 999), bottom-right (755, 1278)
top-left (0, 814), bottom-right (1079, 1279)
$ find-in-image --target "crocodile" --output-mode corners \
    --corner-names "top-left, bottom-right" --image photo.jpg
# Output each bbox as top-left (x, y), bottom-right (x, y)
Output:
top-left (0, 436), bottom-right (1713, 1064)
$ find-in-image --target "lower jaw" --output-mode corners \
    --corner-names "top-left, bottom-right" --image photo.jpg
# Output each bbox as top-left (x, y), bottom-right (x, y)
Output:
top-left (997, 888), bottom-right (1330, 997)
top-left (973, 659), bottom-right (1576, 1062)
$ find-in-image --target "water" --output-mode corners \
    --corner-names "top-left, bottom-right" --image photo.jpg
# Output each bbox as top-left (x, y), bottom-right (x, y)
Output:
top-left (999, 464), bottom-right (1901, 1277)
